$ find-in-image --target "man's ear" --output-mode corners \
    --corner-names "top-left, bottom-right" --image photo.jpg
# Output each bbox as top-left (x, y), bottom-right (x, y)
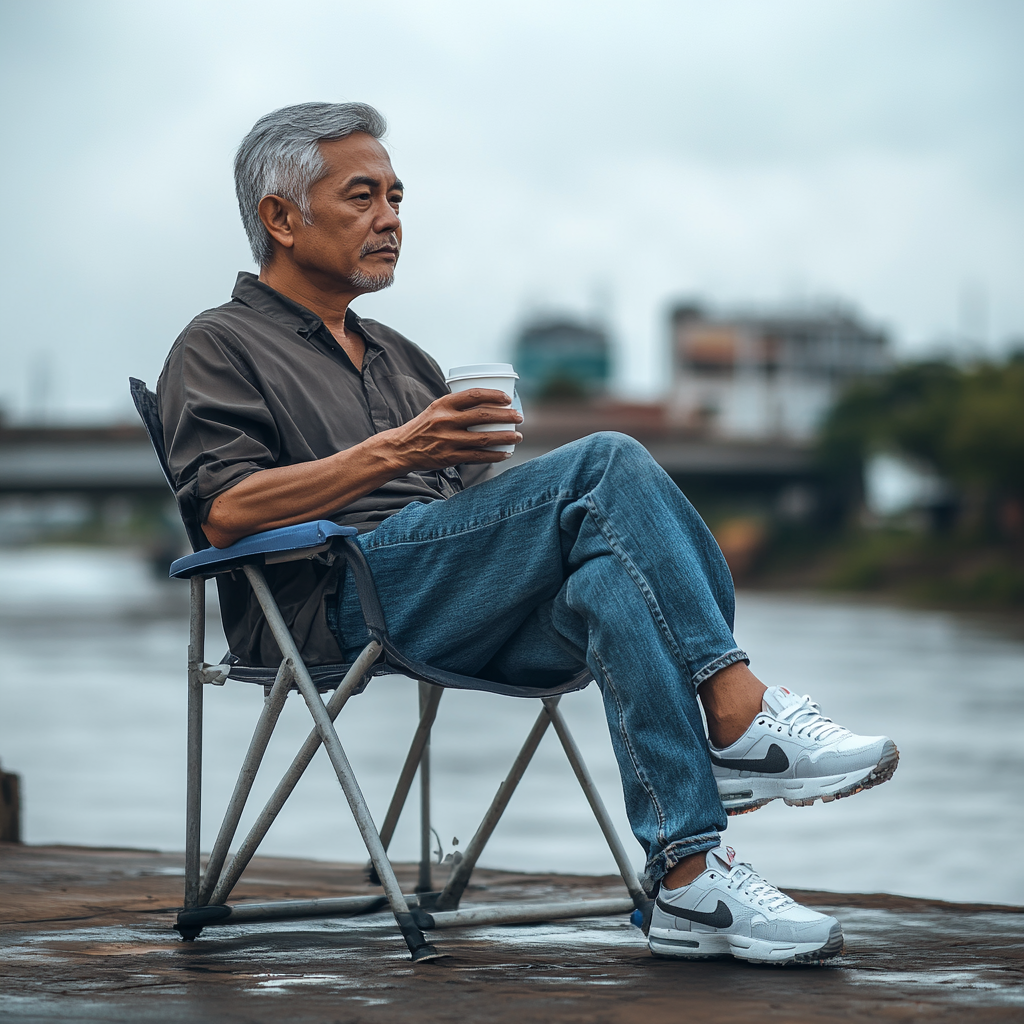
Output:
top-left (257, 194), bottom-right (299, 251)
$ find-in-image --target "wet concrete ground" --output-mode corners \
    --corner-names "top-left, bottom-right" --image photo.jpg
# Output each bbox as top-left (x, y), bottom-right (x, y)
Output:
top-left (2, 843), bottom-right (1023, 1023)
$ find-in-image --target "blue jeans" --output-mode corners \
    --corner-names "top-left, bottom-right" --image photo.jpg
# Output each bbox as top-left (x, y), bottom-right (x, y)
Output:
top-left (330, 432), bottom-right (746, 882)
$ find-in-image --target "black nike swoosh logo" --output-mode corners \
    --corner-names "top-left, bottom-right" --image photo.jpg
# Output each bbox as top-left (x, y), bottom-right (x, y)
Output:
top-left (656, 898), bottom-right (733, 929)
top-left (709, 742), bottom-right (789, 774)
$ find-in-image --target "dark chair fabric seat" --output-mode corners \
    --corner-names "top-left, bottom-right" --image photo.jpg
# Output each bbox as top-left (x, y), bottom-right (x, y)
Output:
top-left (169, 520), bottom-right (357, 579)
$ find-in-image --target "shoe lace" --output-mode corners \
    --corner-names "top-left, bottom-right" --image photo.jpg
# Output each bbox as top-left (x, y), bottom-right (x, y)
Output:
top-left (724, 861), bottom-right (794, 912)
top-left (775, 693), bottom-right (848, 742)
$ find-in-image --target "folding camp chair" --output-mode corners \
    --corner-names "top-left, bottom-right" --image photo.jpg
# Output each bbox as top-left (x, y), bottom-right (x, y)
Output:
top-left (130, 378), bottom-right (653, 961)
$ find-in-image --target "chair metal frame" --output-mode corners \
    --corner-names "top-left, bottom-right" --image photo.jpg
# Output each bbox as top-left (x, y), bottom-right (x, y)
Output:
top-left (130, 378), bottom-right (652, 961)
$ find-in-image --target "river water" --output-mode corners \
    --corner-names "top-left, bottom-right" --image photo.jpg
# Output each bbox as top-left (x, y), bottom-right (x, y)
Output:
top-left (0, 546), bottom-right (1021, 905)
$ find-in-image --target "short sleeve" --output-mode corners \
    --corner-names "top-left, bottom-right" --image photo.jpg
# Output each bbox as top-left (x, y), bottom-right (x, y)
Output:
top-left (158, 325), bottom-right (280, 535)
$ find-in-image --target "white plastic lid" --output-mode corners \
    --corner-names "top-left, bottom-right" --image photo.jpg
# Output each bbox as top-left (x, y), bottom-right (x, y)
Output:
top-left (446, 362), bottom-right (519, 381)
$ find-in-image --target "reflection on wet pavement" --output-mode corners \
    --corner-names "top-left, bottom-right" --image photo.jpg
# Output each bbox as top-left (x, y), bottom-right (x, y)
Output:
top-left (2, 845), bottom-right (1023, 1023)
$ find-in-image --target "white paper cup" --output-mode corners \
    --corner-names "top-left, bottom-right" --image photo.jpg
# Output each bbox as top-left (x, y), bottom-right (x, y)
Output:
top-left (446, 362), bottom-right (521, 454)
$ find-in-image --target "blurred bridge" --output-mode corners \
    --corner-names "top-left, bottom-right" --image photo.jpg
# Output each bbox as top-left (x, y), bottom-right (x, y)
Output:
top-left (0, 424), bottom-right (167, 496)
top-left (508, 401), bottom-right (813, 485)
top-left (0, 407), bottom-right (813, 497)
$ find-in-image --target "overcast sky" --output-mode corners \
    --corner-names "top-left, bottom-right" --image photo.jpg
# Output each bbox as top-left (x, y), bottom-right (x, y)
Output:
top-left (1, 0), bottom-right (1021, 420)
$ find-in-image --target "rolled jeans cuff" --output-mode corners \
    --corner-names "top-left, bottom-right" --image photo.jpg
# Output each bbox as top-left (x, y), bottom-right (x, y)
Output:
top-left (643, 831), bottom-right (723, 889)
top-left (691, 647), bottom-right (749, 689)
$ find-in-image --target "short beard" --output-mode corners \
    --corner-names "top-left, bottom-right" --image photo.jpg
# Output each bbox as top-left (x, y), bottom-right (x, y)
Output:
top-left (349, 233), bottom-right (399, 292)
top-left (347, 266), bottom-right (395, 292)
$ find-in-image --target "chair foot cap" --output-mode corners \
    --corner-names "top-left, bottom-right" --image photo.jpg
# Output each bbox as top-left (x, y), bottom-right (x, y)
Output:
top-left (411, 944), bottom-right (445, 962)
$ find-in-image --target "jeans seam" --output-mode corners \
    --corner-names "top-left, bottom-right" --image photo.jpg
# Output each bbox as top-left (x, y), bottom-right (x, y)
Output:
top-left (581, 493), bottom-right (686, 666)
top-left (362, 489), bottom-right (579, 548)
top-left (591, 646), bottom-right (667, 839)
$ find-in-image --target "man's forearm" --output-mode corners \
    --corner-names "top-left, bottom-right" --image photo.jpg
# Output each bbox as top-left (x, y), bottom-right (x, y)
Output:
top-left (203, 433), bottom-right (405, 547)
top-left (202, 389), bottom-right (522, 547)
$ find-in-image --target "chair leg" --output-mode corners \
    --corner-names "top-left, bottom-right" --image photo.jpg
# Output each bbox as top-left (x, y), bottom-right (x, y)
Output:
top-left (434, 700), bottom-right (554, 912)
top-left (183, 576), bottom-right (206, 916)
top-left (197, 657), bottom-right (295, 906)
top-left (416, 680), bottom-right (434, 894)
top-left (378, 684), bottom-right (443, 855)
top-left (244, 565), bottom-right (440, 962)
top-left (208, 640), bottom-right (381, 907)
top-left (542, 698), bottom-right (651, 914)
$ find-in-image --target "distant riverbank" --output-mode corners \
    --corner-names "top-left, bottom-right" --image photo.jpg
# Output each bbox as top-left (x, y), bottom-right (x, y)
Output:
top-left (744, 527), bottom-right (1024, 610)
top-left (708, 513), bottom-right (1024, 610)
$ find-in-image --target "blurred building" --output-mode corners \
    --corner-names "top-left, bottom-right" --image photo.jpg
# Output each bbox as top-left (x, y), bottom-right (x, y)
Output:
top-left (513, 317), bottom-right (611, 401)
top-left (669, 303), bottom-right (890, 440)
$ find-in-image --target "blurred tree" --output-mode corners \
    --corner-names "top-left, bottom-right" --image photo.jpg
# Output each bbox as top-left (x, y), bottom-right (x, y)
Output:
top-left (944, 359), bottom-right (1024, 498)
top-left (817, 362), bottom-right (959, 509)
top-left (817, 356), bottom-right (1024, 532)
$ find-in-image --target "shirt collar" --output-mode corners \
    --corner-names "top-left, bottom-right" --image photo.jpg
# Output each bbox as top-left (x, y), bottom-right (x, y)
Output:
top-left (230, 271), bottom-right (380, 350)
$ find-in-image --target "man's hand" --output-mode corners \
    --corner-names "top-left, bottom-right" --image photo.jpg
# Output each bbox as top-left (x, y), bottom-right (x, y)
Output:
top-left (387, 388), bottom-right (523, 470)
top-left (202, 389), bottom-right (522, 548)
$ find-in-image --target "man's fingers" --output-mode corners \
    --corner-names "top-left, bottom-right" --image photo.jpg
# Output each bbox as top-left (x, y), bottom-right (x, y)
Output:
top-left (444, 388), bottom-right (512, 409)
top-left (440, 431), bottom-right (521, 462)
top-left (455, 447), bottom-right (515, 463)
top-left (453, 407), bottom-right (523, 428)
top-left (467, 429), bottom-right (522, 446)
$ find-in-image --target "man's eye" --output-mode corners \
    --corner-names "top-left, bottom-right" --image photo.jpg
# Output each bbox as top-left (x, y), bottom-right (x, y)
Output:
top-left (390, 194), bottom-right (404, 205)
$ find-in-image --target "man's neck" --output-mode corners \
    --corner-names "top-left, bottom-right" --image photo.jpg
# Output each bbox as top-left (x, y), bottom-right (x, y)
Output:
top-left (258, 262), bottom-right (365, 369)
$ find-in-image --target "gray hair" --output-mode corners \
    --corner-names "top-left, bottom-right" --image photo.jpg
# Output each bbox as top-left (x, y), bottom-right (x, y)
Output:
top-left (234, 102), bottom-right (388, 266)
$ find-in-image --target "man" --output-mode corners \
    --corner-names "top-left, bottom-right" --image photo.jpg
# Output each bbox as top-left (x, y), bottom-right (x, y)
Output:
top-left (159, 102), bottom-right (898, 965)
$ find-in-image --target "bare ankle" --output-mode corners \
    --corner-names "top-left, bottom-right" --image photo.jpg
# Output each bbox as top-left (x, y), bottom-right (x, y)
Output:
top-left (699, 661), bottom-right (767, 748)
top-left (663, 850), bottom-right (711, 889)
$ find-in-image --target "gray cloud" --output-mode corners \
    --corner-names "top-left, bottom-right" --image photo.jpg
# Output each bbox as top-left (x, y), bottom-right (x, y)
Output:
top-left (1, 0), bottom-right (1021, 417)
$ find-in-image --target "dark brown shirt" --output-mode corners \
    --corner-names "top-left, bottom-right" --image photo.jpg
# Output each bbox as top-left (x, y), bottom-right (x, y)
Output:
top-left (158, 272), bottom-right (465, 667)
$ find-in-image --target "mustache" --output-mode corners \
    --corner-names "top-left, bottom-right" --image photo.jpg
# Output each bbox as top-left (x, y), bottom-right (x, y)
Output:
top-left (361, 234), bottom-right (400, 256)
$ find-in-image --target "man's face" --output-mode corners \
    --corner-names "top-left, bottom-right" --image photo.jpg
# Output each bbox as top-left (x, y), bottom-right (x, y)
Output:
top-left (291, 133), bottom-right (403, 293)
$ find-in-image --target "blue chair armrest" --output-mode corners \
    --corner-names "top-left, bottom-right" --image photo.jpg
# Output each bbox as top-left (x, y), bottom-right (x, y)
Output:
top-left (169, 521), bottom-right (358, 579)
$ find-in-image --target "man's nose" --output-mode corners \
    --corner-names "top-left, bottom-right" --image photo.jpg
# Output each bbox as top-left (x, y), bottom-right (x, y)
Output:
top-left (373, 198), bottom-right (401, 233)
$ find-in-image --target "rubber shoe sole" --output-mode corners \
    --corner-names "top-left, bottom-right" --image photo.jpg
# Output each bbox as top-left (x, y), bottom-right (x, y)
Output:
top-left (649, 920), bottom-right (844, 965)
top-left (719, 740), bottom-right (899, 816)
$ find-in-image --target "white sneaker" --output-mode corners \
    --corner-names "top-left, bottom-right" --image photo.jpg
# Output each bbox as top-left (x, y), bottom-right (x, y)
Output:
top-left (713, 686), bottom-right (898, 815)
top-left (648, 846), bottom-right (843, 964)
